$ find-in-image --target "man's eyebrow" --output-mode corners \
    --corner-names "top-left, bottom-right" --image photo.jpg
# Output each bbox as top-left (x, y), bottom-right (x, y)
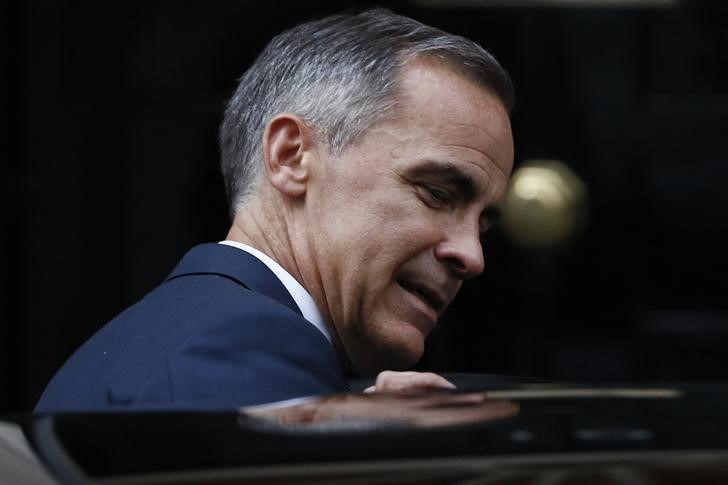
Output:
top-left (406, 160), bottom-right (477, 200)
top-left (407, 159), bottom-right (503, 229)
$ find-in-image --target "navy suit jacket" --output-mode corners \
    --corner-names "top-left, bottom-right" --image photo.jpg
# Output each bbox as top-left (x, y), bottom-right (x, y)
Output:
top-left (35, 243), bottom-right (348, 412)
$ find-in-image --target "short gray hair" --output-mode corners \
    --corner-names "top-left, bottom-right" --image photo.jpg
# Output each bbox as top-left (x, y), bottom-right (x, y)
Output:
top-left (219, 8), bottom-right (514, 213)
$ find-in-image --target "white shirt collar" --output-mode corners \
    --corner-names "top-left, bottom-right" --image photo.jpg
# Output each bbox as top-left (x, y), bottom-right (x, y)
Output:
top-left (218, 240), bottom-right (331, 344)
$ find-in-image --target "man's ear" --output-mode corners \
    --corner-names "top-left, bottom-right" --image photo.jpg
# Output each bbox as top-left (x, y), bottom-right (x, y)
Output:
top-left (262, 113), bottom-right (315, 198)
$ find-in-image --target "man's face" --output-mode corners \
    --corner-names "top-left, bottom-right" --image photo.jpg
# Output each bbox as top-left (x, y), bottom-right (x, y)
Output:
top-left (301, 60), bottom-right (514, 374)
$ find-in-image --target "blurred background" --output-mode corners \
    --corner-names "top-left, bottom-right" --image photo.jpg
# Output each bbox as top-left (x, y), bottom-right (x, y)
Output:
top-left (2, 0), bottom-right (727, 414)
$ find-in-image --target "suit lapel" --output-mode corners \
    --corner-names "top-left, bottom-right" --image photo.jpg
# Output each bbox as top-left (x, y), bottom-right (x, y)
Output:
top-left (166, 243), bottom-right (302, 316)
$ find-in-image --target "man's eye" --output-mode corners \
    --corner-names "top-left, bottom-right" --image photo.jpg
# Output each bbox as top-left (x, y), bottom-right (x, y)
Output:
top-left (424, 185), bottom-right (451, 206)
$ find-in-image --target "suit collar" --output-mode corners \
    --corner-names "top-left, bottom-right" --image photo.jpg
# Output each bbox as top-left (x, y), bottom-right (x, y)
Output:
top-left (166, 243), bottom-right (301, 316)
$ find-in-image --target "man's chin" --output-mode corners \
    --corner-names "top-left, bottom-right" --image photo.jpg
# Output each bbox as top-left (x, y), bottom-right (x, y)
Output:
top-left (349, 328), bottom-right (426, 375)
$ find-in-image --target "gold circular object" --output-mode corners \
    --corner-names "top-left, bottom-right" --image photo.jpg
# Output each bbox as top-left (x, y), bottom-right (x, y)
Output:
top-left (500, 159), bottom-right (588, 250)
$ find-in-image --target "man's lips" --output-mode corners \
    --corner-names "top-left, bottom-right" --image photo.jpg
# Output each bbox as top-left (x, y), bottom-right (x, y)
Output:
top-left (397, 279), bottom-right (448, 315)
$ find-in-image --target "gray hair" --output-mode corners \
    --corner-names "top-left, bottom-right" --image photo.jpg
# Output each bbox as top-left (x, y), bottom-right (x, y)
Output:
top-left (219, 8), bottom-right (514, 214)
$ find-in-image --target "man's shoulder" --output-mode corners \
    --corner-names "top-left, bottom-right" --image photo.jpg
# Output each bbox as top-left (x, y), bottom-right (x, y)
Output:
top-left (119, 266), bottom-right (329, 355)
top-left (96, 245), bottom-right (322, 359)
top-left (163, 243), bottom-right (301, 315)
top-left (100, 274), bottom-right (342, 409)
top-left (34, 245), bottom-right (344, 413)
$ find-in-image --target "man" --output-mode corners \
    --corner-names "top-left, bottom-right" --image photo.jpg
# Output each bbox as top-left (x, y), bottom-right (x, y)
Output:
top-left (35, 8), bottom-right (514, 412)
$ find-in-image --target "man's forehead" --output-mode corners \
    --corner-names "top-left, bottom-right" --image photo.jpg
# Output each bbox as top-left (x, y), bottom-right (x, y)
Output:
top-left (396, 57), bottom-right (510, 114)
top-left (396, 63), bottom-right (512, 153)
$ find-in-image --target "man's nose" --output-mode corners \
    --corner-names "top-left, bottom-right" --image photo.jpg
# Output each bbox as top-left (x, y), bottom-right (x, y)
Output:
top-left (434, 224), bottom-right (485, 280)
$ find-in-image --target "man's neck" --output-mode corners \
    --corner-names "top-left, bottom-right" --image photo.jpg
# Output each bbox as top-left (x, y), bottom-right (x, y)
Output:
top-left (226, 204), bottom-right (303, 284)
top-left (227, 203), bottom-right (351, 373)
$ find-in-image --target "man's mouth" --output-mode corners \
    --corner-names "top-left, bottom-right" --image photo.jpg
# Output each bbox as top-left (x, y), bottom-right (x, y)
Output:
top-left (398, 280), bottom-right (445, 314)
